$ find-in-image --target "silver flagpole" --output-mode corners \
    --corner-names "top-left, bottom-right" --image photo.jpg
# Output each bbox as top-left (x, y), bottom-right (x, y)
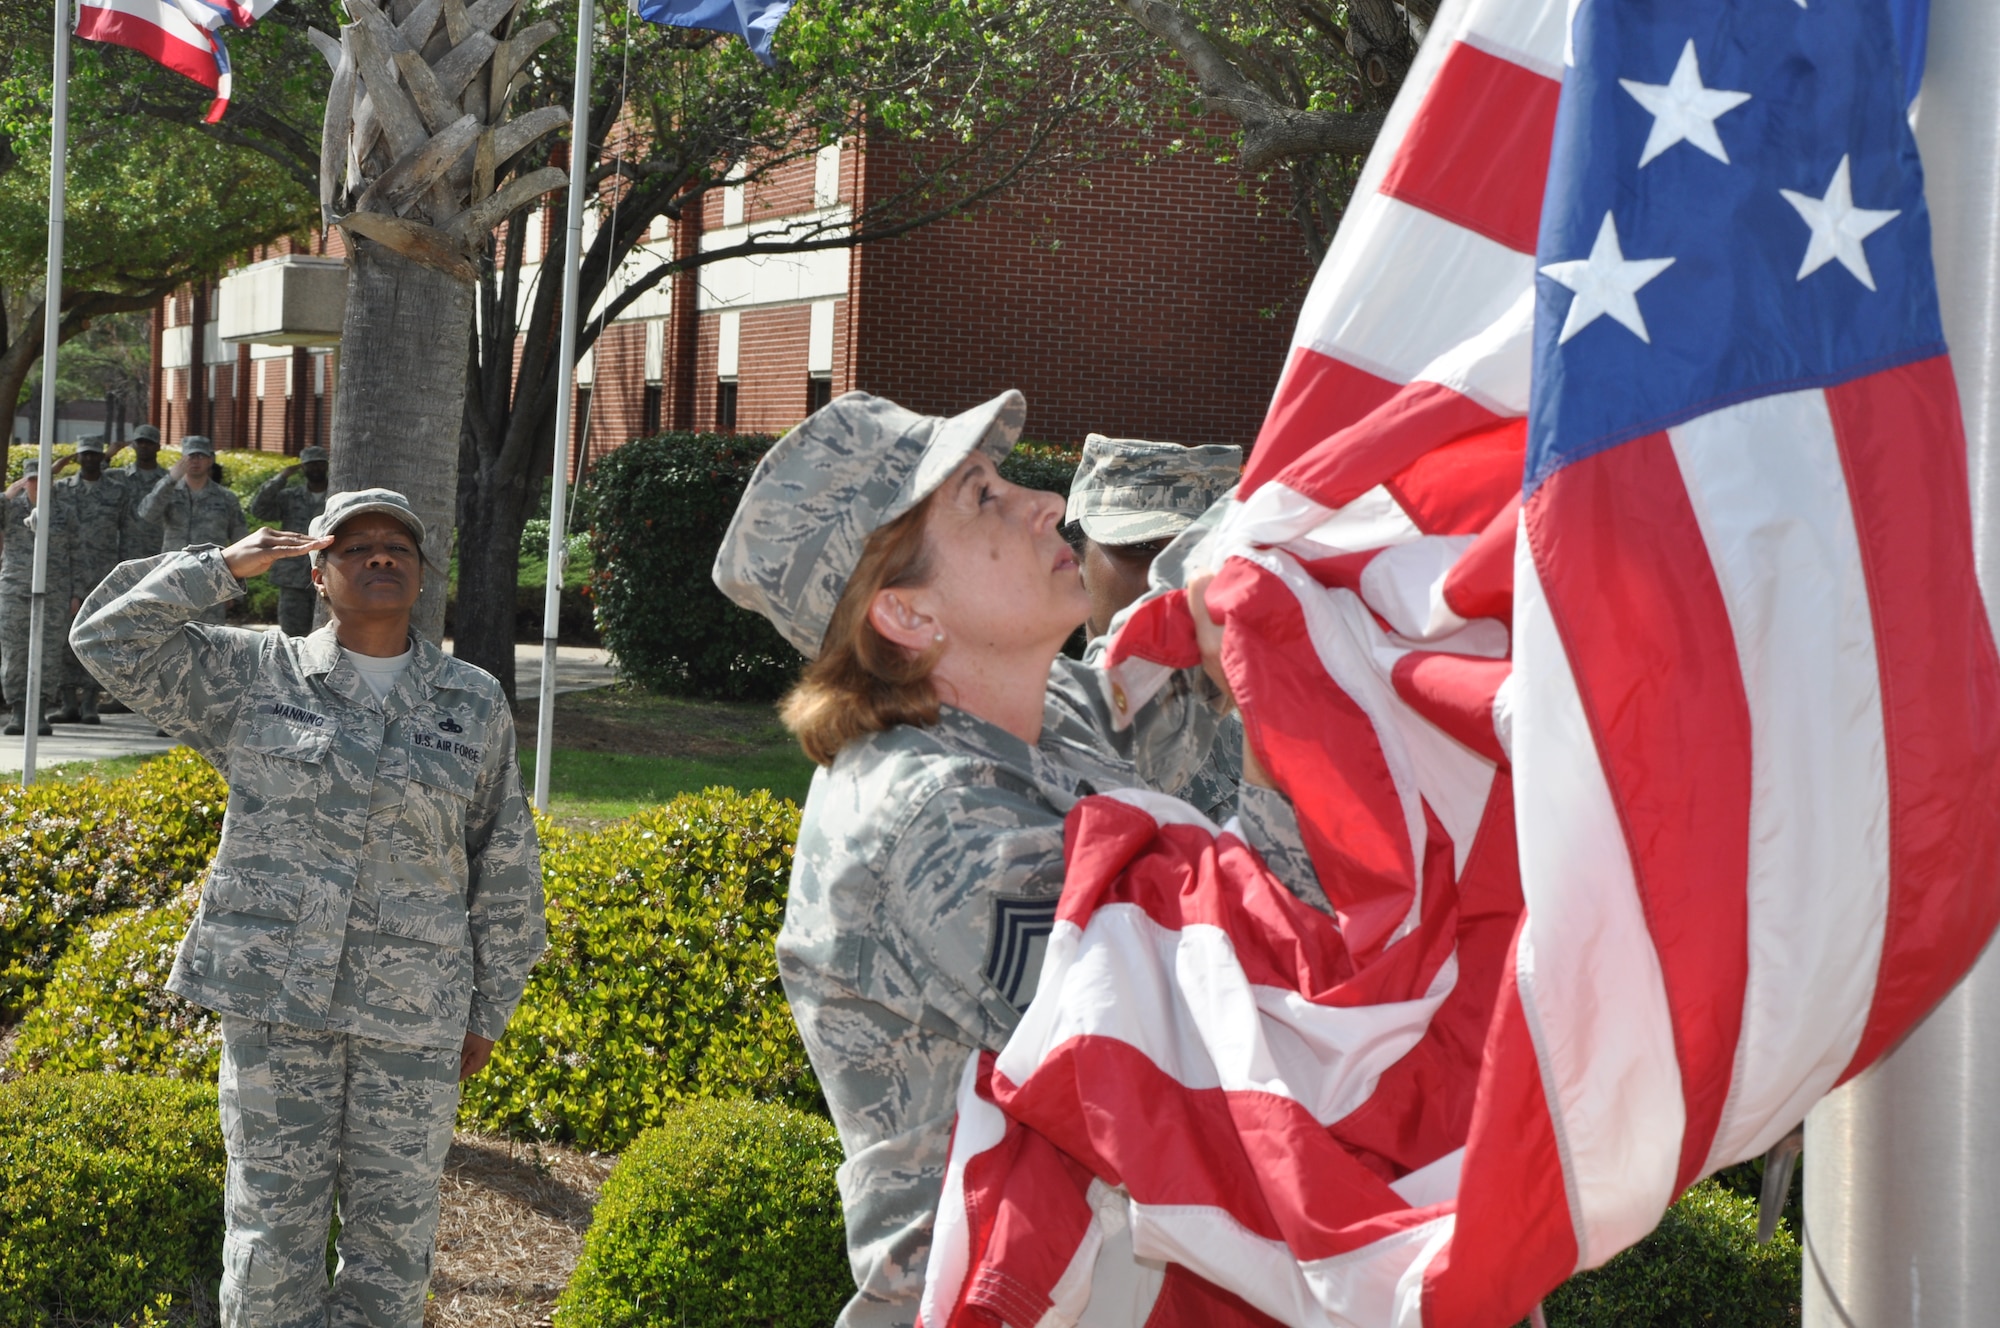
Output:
top-left (22, 0), bottom-right (72, 787)
top-left (533, 0), bottom-right (595, 813)
top-left (1804, 0), bottom-right (2000, 1322)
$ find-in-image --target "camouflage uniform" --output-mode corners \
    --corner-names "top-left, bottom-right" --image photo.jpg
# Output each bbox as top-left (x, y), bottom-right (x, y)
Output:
top-left (250, 450), bottom-right (329, 637)
top-left (1068, 434), bottom-right (1245, 821)
top-left (1, 460), bottom-right (77, 717)
top-left (716, 392), bottom-right (1251, 1328)
top-left (71, 501), bottom-right (546, 1328)
top-left (119, 462), bottom-right (169, 562)
top-left (56, 440), bottom-right (129, 719)
top-left (134, 438), bottom-right (247, 626)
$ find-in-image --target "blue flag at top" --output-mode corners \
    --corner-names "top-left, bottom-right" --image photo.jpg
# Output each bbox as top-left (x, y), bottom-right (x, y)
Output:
top-left (636, 0), bottom-right (797, 65)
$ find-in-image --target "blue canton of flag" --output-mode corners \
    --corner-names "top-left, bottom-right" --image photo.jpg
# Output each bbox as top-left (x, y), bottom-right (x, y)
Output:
top-left (634, 0), bottom-right (797, 66)
top-left (1527, 0), bottom-right (1941, 490)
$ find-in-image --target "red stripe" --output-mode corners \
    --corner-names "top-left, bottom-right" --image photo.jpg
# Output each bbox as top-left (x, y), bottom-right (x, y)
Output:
top-left (994, 1036), bottom-right (1439, 1262)
top-left (1420, 934), bottom-right (1578, 1328)
top-left (1376, 42), bottom-right (1560, 256)
top-left (1331, 778), bottom-right (1524, 1178)
top-left (1389, 653), bottom-right (1510, 767)
top-left (1270, 381), bottom-right (1506, 517)
top-left (75, 5), bottom-right (219, 87)
top-left (1211, 556), bottom-right (1420, 960)
top-left (1824, 358), bottom-right (2000, 1075)
top-left (1383, 416), bottom-right (1526, 536)
top-left (1247, 348), bottom-right (1400, 495)
top-left (1526, 437), bottom-right (1752, 1194)
top-left (1143, 1264), bottom-right (1285, 1328)
top-left (1440, 496), bottom-right (1519, 623)
top-left (1103, 588), bottom-right (1201, 673)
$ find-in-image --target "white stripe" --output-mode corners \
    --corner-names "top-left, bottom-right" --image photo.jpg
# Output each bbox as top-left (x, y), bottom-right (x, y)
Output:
top-left (1667, 389), bottom-right (1889, 1170)
top-left (1359, 535), bottom-right (1477, 641)
top-left (1222, 480), bottom-right (1421, 553)
top-left (1290, 194), bottom-right (1535, 389)
top-left (82, 0), bottom-right (211, 45)
top-left (1513, 537), bottom-right (1685, 1267)
top-left (1457, 0), bottom-right (1570, 80)
top-left (1410, 285), bottom-right (1536, 417)
top-left (1000, 906), bottom-right (1453, 1125)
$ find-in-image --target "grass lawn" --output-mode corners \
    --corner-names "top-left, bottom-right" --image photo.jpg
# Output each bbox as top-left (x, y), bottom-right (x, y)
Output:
top-left (34, 685), bottom-right (816, 830)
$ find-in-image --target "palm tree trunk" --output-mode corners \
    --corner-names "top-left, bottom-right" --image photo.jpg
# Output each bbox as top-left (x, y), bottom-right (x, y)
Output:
top-left (326, 242), bottom-right (473, 641)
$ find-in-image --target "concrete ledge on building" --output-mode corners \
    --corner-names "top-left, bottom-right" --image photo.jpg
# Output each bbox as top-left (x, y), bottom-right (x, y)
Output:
top-left (218, 255), bottom-right (347, 346)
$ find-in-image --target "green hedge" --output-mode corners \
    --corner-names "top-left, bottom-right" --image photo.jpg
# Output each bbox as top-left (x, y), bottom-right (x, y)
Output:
top-left (1543, 1178), bottom-right (1800, 1325)
top-left (556, 1099), bottom-right (849, 1328)
top-left (461, 788), bottom-right (815, 1151)
top-left (585, 431), bottom-right (1081, 701)
top-left (0, 749), bottom-right (224, 1017)
top-left (0, 1075), bottom-right (226, 1327)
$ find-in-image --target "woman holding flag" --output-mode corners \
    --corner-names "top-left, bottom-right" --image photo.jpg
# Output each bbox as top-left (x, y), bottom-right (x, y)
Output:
top-left (712, 389), bottom-right (1300, 1328)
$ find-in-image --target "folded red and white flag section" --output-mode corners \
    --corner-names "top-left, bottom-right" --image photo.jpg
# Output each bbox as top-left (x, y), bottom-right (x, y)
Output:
top-left (77, 0), bottom-right (281, 122)
top-left (919, 0), bottom-right (2000, 1324)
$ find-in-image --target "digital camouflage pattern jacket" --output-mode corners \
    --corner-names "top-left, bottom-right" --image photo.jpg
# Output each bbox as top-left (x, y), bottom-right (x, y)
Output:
top-left (135, 473), bottom-right (247, 554)
top-left (249, 474), bottom-right (328, 590)
top-left (71, 548), bottom-right (546, 1050)
top-left (784, 655), bottom-right (1315, 1328)
top-left (56, 471), bottom-right (128, 600)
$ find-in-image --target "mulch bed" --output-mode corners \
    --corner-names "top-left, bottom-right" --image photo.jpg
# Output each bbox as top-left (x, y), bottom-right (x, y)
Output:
top-left (425, 1132), bottom-right (617, 1327)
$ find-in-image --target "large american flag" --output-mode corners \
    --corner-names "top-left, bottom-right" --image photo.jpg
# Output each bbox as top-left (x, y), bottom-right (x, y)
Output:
top-left (918, 0), bottom-right (2000, 1323)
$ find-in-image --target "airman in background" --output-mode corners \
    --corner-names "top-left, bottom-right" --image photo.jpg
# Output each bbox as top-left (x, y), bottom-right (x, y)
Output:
top-left (135, 435), bottom-right (247, 625)
top-left (0, 455), bottom-right (76, 736)
top-left (1066, 434), bottom-right (1245, 821)
top-left (48, 435), bottom-right (126, 724)
top-left (250, 445), bottom-right (330, 637)
top-left (117, 424), bottom-right (168, 562)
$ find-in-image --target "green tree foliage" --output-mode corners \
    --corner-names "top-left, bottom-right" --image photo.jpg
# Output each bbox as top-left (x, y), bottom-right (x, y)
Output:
top-left (557, 1100), bottom-right (849, 1328)
top-left (461, 790), bottom-right (814, 1151)
top-left (0, 1075), bottom-right (227, 1327)
top-left (0, 12), bottom-right (324, 426)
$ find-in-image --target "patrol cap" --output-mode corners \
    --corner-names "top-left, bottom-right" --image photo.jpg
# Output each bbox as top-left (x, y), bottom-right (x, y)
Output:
top-left (180, 435), bottom-right (216, 457)
top-left (714, 389), bottom-right (1026, 658)
top-left (310, 488), bottom-right (427, 548)
top-left (20, 456), bottom-right (40, 477)
top-left (299, 445), bottom-right (329, 464)
top-left (75, 435), bottom-right (106, 454)
top-left (1065, 435), bottom-right (1242, 546)
top-left (134, 425), bottom-right (161, 444)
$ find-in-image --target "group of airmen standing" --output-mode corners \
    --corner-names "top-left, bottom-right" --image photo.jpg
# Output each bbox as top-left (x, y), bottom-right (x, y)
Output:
top-left (0, 427), bottom-right (328, 734)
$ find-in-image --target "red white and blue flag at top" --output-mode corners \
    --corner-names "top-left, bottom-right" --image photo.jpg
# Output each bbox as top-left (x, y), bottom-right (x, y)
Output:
top-left (920, 0), bottom-right (2000, 1325)
top-left (634, 0), bottom-right (797, 65)
top-left (76, 0), bottom-right (281, 122)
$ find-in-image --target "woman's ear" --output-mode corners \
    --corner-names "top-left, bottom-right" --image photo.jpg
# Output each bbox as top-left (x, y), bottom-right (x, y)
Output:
top-left (868, 587), bottom-right (938, 655)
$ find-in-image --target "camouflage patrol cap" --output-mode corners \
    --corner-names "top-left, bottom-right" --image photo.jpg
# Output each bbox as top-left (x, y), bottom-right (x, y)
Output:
top-left (20, 456), bottom-right (40, 476)
top-left (299, 445), bottom-right (329, 463)
top-left (134, 425), bottom-right (161, 444)
top-left (310, 488), bottom-right (427, 548)
top-left (75, 435), bottom-right (106, 454)
top-left (714, 389), bottom-right (1026, 658)
top-left (180, 435), bottom-right (216, 457)
top-left (1065, 435), bottom-right (1242, 545)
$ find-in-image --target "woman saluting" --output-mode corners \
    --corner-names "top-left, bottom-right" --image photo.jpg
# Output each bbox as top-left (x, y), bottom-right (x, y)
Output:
top-left (715, 392), bottom-right (1307, 1327)
top-left (72, 488), bottom-right (543, 1328)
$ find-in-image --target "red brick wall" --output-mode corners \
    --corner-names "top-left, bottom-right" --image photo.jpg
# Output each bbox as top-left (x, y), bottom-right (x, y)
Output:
top-left (848, 126), bottom-right (1312, 449)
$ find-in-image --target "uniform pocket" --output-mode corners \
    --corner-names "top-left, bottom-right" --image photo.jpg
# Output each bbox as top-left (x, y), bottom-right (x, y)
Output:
top-left (365, 895), bottom-right (472, 1020)
top-left (230, 708), bottom-right (335, 818)
top-left (218, 1018), bottom-right (283, 1160)
top-left (375, 893), bottom-right (470, 949)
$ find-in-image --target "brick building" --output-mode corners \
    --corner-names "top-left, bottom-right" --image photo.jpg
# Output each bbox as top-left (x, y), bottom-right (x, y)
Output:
top-left (151, 126), bottom-right (1315, 469)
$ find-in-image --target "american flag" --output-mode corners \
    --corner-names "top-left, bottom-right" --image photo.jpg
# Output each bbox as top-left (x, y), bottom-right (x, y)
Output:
top-left (76, 0), bottom-right (281, 123)
top-left (918, 0), bottom-right (2000, 1323)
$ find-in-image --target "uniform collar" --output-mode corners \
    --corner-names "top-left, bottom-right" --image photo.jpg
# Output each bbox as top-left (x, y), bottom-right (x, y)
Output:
top-left (300, 627), bottom-right (447, 717)
top-left (929, 703), bottom-right (1137, 807)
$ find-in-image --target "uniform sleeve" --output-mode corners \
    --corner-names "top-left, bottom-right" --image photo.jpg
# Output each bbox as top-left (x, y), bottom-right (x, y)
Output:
top-left (805, 783), bottom-right (1067, 1325)
top-left (226, 490), bottom-right (247, 546)
top-left (134, 474), bottom-right (175, 524)
top-left (461, 706), bottom-right (545, 1040)
top-left (1235, 781), bottom-right (1335, 916)
top-left (249, 474), bottom-right (289, 522)
top-left (68, 547), bottom-right (264, 756)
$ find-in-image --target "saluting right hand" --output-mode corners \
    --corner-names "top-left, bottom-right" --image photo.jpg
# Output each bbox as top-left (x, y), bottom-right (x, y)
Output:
top-left (222, 528), bottom-right (332, 580)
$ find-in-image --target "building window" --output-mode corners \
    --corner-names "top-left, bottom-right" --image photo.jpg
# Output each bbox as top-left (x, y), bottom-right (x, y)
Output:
top-left (806, 375), bottom-right (833, 415)
top-left (642, 384), bottom-right (663, 437)
top-left (716, 378), bottom-right (738, 432)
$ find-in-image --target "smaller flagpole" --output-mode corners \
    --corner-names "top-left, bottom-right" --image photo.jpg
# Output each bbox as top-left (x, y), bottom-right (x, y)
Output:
top-left (534, 0), bottom-right (596, 813)
top-left (23, 0), bottom-right (72, 787)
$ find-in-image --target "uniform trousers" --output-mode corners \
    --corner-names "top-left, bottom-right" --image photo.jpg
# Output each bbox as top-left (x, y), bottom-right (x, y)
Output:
top-left (277, 587), bottom-right (317, 637)
top-left (218, 1016), bottom-right (460, 1328)
top-left (0, 589), bottom-right (69, 703)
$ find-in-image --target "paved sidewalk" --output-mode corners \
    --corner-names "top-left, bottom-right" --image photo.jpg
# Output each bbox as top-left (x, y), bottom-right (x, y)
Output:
top-left (0, 641), bottom-right (618, 776)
